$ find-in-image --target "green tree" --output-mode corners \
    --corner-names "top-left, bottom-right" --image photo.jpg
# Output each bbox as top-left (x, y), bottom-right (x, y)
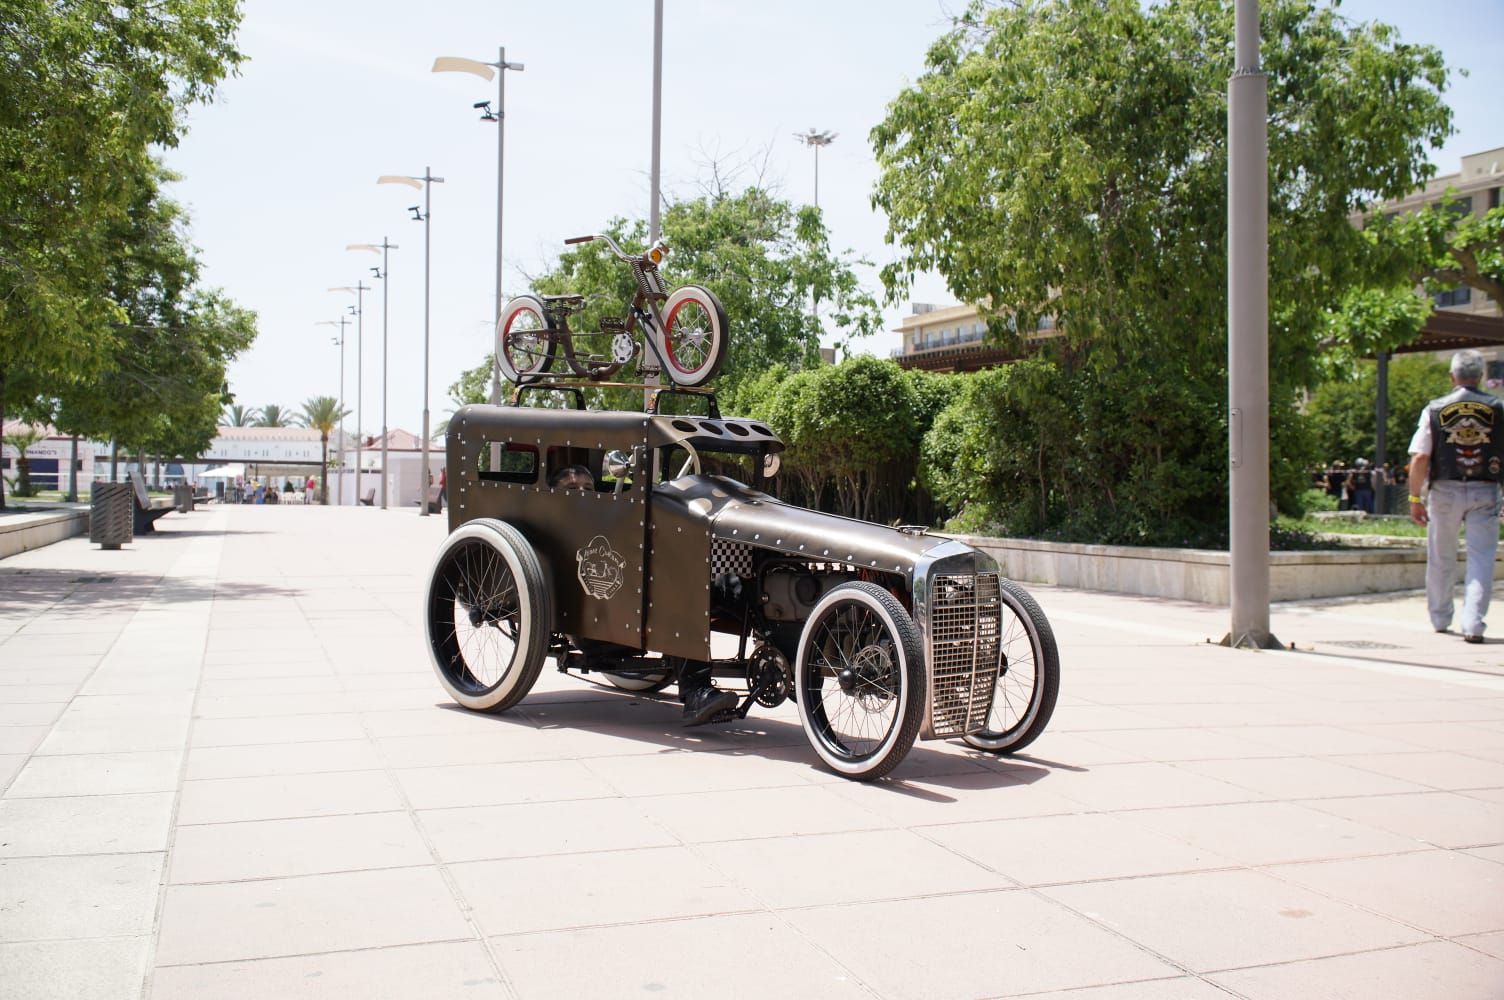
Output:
top-left (0, 0), bottom-right (245, 440)
top-left (256, 404), bottom-right (299, 428)
top-left (299, 395), bottom-right (347, 504)
top-left (30, 173), bottom-right (257, 489)
top-left (2, 424), bottom-right (47, 498)
top-left (872, 0), bottom-right (1452, 544)
top-left (224, 404), bottom-right (262, 427)
top-left (1305, 354), bottom-right (1454, 472)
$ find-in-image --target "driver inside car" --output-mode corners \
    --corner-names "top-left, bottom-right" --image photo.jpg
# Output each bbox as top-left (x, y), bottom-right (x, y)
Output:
top-left (547, 464), bottom-right (595, 491)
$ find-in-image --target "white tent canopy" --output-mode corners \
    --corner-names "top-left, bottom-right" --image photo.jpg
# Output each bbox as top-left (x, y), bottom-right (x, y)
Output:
top-left (196, 463), bottom-right (245, 479)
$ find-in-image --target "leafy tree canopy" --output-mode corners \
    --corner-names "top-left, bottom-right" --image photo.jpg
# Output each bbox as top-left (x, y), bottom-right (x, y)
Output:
top-left (871, 0), bottom-right (1453, 542)
top-left (1, 0), bottom-right (246, 390)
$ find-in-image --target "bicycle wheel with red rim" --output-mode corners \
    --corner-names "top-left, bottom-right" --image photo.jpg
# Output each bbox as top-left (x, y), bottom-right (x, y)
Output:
top-left (658, 285), bottom-right (728, 387)
top-left (496, 295), bottom-right (556, 385)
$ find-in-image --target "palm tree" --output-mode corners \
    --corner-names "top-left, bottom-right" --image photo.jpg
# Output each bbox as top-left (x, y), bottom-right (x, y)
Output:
top-left (300, 396), bottom-right (347, 504)
top-left (256, 403), bottom-right (301, 428)
top-left (224, 403), bottom-right (261, 427)
top-left (2, 424), bottom-right (47, 499)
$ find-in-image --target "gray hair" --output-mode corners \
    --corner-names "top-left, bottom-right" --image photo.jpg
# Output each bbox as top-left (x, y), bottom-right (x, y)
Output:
top-left (1451, 349), bottom-right (1485, 383)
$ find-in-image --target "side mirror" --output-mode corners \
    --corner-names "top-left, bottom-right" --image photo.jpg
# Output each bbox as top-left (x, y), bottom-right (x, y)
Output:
top-left (605, 449), bottom-right (631, 480)
top-left (762, 452), bottom-right (781, 479)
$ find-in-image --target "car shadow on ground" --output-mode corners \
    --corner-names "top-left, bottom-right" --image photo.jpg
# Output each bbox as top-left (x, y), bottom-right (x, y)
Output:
top-left (432, 687), bottom-right (1072, 794)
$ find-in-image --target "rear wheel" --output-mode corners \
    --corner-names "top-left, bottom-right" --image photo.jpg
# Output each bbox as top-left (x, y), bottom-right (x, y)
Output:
top-left (496, 295), bottom-right (556, 385)
top-left (795, 582), bottom-right (924, 780)
top-left (425, 519), bottom-right (552, 712)
top-left (658, 285), bottom-right (728, 387)
top-left (963, 579), bottom-right (1059, 754)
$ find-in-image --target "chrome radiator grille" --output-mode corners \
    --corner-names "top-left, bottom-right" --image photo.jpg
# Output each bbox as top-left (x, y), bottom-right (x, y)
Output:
top-left (927, 572), bottom-right (1002, 737)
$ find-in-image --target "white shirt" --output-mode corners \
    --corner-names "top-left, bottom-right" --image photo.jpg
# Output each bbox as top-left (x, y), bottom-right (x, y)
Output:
top-left (1407, 406), bottom-right (1431, 457)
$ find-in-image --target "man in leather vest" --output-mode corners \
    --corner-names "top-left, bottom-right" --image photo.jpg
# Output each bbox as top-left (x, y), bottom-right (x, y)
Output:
top-left (1408, 349), bottom-right (1503, 644)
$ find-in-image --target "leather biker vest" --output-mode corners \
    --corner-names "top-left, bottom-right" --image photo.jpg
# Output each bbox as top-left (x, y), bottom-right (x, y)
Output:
top-left (1426, 386), bottom-right (1504, 483)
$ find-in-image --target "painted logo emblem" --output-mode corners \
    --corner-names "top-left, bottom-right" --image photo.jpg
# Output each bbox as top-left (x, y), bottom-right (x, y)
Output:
top-left (577, 535), bottom-right (625, 600)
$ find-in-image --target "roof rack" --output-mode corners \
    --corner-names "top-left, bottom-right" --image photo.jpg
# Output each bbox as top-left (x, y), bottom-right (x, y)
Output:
top-left (508, 380), bottom-right (720, 419)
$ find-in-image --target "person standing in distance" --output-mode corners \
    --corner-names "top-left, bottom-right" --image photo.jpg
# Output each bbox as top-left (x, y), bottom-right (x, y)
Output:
top-left (1408, 349), bottom-right (1503, 644)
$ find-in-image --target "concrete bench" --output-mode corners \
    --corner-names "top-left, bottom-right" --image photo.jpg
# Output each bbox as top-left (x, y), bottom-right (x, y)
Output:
top-left (129, 471), bottom-right (174, 534)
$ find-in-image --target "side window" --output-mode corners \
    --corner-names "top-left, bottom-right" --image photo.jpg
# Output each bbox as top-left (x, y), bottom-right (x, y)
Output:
top-left (478, 442), bottom-right (539, 484)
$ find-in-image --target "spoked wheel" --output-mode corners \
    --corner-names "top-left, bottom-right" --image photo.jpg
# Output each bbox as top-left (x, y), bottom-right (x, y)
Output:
top-left (658, 285), bottom-right (728, 387)
top-left (425, 519), bottom-right (553, 712)
top-left (964, 579), bottom-right (1060, 754)
top-left (496, 295), bottom-right (556, 385)
top-left (795, 582), bottom-right (924, 781)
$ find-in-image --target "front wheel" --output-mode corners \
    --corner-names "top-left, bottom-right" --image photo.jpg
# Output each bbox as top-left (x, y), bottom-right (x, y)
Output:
top-left (657, 285), bottom-right (728, 387)
top-left (795, 582), bottom-right (925, 781)
top-left (963, 579), bottom-right (1060, 754)
top-left (496, 295), bottom-right (556, 385)
top-left (425, 519), bottom-right (553, 712)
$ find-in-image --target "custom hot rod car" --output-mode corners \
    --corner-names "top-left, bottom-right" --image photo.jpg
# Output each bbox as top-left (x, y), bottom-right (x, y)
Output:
top-left (426, 392), bottom-right (1059, 781)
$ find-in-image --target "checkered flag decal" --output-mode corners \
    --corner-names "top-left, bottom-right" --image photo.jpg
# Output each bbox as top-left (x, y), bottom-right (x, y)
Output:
top-left (711, 539), bottom-right (755, 579)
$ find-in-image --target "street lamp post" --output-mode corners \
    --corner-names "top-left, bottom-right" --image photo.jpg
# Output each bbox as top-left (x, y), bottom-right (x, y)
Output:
top-left (330, 282), bottom-right (369, 505)
top-left (433, 49), bottom-right (524, 405)
top-left (794, 128), bottom-right (838, 333)
top-left (315, 315), bottom-right (351, 504)
top-left (349, 240), bottom-right (399, 509)
top-left (379, 170), bottom-right (445, 515)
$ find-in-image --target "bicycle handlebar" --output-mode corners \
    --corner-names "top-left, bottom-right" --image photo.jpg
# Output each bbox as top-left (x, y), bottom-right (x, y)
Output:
top-left (563, 233), bottom-right (666, 263)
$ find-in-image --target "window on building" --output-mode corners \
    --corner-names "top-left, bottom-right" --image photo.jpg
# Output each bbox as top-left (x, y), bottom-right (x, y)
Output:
top-left (1488, 360), bottom-right (1504, 383)
top-left (1438, 196), bottom-right (1473, 221)
top-left (1434, 286), bottom-right (1472, 308)
top-left (1489, 187), bottom-right (1500, 210)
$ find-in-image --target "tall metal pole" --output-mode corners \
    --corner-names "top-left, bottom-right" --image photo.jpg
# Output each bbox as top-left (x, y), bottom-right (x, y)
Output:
top-left (337, 316), bottom-right (347, 504)
top-left (353, 281), bottom-right (368, 506)
top-left (377, 237), bottom-right (397, 510)
top-left (1375, 350), bottom-right (1390, 512)
top-left (644, 0), bottom-right (664, 409)
top-left (420, 169), bottom-right (443, 516)
top-left (490, 47), bottom-right (507, 406)
top-left (1224, 0), bottom-right (1276, 649)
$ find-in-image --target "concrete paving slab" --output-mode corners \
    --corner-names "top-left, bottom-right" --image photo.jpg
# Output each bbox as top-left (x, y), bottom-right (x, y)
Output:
top-left (0, 937), bottom-right (151, 1000)
top-left (0, 853), bottom-right (164, 940)
top-left (0, 793), bottom-right (175, 856)
top-left (5, 750), bottom-right (183, 797)
top-left (1208, 940), bottom-right (1504, 1000)
top-left (452, 845), bottom-right (757, 935)
top-left (153, 866), bottom-right (472, 965)
top-left (785, 891), bottom-right (1180, 997)
top-left (1266, 850), bottom-right (1504, 937)
top-left (168, 810), bottom-right (432, 883)
top-left (175, 769), bottom-right (403, 825)
top-left (147, 941), bottom-right (509, 1000)
top-left (1042, 869), bottom-right (1428, 972)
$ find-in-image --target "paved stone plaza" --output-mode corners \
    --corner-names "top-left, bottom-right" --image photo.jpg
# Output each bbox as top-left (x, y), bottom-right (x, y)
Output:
top-left (1, 504), bottom-right (1501, 999)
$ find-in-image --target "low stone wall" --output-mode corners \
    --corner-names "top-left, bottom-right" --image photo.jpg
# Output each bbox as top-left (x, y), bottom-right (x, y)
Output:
top-left (0, 508), bottom-right (90, 560)
top-left (951, 533), bottom-right (1502, 604)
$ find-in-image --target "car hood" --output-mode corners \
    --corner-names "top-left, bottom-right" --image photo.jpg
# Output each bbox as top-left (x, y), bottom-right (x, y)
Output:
top-left (655, 475), bottom-right (970, 579)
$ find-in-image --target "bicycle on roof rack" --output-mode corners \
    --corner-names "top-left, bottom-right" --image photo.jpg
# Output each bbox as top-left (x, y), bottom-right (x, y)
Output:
top-left (496, 233), bottom-right (729, 388)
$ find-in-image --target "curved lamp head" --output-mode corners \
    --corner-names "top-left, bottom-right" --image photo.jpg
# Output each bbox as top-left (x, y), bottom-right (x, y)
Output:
top-left (432, 56), bottom-right (495, 81)
top-left (346, 243), bottom-right (380, 254)
top-left (329, 286), bottom-right (357, 294)
top-left (378, 175), bottom-right (423, 190)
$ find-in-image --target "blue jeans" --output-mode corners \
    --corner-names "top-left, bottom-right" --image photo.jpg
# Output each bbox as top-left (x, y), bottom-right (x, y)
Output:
top-left (1427, 480), bottom-right (1502, 637)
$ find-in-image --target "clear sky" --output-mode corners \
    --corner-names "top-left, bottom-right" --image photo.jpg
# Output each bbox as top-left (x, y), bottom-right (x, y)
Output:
top-left (161, 0), bottom-right (1503, 439)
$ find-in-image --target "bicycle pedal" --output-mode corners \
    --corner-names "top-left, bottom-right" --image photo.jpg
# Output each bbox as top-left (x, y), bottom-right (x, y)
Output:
top-left (707, 708), bottom-right (739, 725)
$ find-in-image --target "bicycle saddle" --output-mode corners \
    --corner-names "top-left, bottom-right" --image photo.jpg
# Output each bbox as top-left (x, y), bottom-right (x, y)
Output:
top-left (541, 294), bottom-right (585, 306)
